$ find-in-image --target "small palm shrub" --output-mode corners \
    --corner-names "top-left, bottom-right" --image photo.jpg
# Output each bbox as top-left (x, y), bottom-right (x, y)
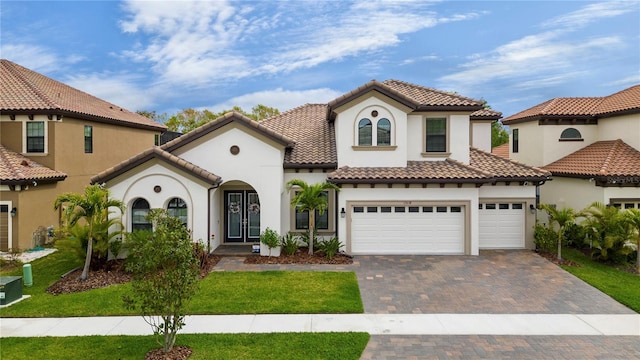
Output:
top-left (281, 232), bottom-right (299, 255)
top-left (260, 228), bottom-right (280, 257)
top-left (563, 222), bottom-right (587, 248)
top-left (317, 236), bottom-right (343, 260)
top-left (534, 222), bottom-right (557, 253)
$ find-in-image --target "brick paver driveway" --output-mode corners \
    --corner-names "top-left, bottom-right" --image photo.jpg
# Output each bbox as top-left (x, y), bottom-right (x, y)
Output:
top-left (354, 250), bottom-right (634, 314)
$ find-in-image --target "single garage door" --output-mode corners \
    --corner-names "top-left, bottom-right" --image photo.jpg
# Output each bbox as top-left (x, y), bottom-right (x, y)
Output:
top-left (479, 202), bottom-right (525, 249)
top-left (350, 204), bottom-right (465, 255)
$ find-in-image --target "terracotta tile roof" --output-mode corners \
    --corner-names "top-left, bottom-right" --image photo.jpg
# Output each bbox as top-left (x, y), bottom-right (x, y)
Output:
top-left (162, 111), bottom-right (295, 153)
top-left (260, 104), bottom-right (337, 168)
top-left (328, 148), bottom-right (549, 184)
top-left (0, 59), bottom-right (165, 131)
top-left (542, 140), bottom-right (640, 184)
top-left (491, 143), bottom-right (510, 159)
top-left (503, 84), bottom-right (640, 124)
top-left (327, 80), bottom-right (485, 115)
top-left (91, 147), bottom-right (221, 186)
top-left (470, 108), bottom-right (502, 119)
top-left (0, 144), bottom-right (67, 185)
top-left (470, 147), bottom-right (549, 181)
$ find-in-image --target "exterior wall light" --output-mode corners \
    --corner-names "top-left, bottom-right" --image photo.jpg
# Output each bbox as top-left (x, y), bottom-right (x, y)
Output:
top-left (10, 207), bottom-right (17, 217)
top-left (340, 208), bottom-right (346, 218)
top-left (529, 204), bottom-right (536, 214)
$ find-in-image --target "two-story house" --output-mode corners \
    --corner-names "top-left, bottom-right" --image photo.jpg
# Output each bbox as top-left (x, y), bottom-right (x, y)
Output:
top-left (92, 80), bottom-right (549, 256)
top-left (0, 59), bottom-right (166, 251)
top-left (502, 85), bottom-right (640, 212)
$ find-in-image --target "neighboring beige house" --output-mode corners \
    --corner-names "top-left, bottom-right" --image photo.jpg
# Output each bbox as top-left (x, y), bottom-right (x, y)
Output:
top-left (0, 59), bottom-right (166, 251)
top-left (502, 85), bottom-right (640, 212)
top-left (93, 80), bottom-right (549, 256)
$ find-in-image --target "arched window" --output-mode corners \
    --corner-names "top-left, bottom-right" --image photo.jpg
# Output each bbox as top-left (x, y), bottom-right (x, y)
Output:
top-left (560, 128), bottom-right (582, 140)
top-left (377, 118), bottom-right (391, 146)
top-left (167, 197), bottom-right (187, 226)
top-left (131, 198), bottom-right (152, 232)
top-left (358, 118), bottom-right (372, 146)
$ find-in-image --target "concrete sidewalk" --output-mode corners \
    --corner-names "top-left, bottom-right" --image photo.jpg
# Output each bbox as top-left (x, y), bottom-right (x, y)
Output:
top-left (2, 313), bottom-right (639, 337)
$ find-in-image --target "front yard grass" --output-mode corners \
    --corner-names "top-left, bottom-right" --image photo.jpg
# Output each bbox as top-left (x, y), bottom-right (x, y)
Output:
top-left (561, 247), bottom-right (640, 313)
top-left (1, 332), bottom-right (370, 360)
top-left (0, 240), bottom-right (363, 317)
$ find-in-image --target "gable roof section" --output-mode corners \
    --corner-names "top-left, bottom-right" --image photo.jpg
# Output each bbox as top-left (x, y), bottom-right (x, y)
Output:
top-left (542, 139), bottom-right (640, 185)
top-left (327, 79), bottom-right (486, 120)
top-left (502, 84), bottom-right (640, 124)
top-left (0, 59), bottom-right (165, 131)
top-left (260, 104), bottom-right (337, 168)
top-left (0, 144), bottom-right (67, 185)
top-left (491, 142), bottom-right (510, 159)
top-left (328, 148), bottom-right (549, 185)
top-left (90, 146), bottom-right (221, 186)
top-left (162, 111), bottom-right (295, 153)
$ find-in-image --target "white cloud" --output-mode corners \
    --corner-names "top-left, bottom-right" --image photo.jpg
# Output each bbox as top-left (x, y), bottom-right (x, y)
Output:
top-left (65, 72), bottom-right (156, 111)
top-left (207, 87), bottom-right (344, 113)
top-left (401, 55), bottom-right (439, 65)
top-left (607, 74), bottom-right (640, 87)
top-left (541, 1), bottom-right (638, 29)
top-left (0, 44), bottom-right (76, 73)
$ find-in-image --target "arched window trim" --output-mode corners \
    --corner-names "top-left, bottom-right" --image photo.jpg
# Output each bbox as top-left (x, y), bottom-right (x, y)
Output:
top-left (377, 118), bottom-right (391, 146)
top-left (131, 198), bottom-right (152, 232)
top-left (166, 197), bottom-right (188, 226)
top-left (358, 118), bottom-right (372, 146)
top-left (559, 128), bottom-right (584, 142)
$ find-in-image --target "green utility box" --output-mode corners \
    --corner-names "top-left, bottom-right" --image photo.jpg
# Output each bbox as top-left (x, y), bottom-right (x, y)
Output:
top-left (0, 276), bottom-right (23, 305)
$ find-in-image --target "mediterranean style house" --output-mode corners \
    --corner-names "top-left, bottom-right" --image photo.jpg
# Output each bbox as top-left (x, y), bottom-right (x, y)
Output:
top-left (0, 59), bottom-right (166, 251)
top-left (502, 84), bottom-right (640, 212)
top-left (93, 80), bottom-right (549, 256)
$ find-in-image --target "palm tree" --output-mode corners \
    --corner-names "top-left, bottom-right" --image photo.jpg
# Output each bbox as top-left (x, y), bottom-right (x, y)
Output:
top-left (286, 179), bottom-right (340, 255)
top-left (582, 202), bottom-right (628, 263)
top-left (54, 184), bottom-right (124, 280)
top-left (540, 204), bottom-right (581, 261)
top-left (623, 208), bottom-right (640, 274)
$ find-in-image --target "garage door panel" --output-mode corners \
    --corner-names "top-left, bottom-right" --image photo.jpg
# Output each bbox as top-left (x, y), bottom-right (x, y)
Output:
top-left (350, 204), bottom-right (465, 255)
top-left (479, 202), bottom-right (525, 249)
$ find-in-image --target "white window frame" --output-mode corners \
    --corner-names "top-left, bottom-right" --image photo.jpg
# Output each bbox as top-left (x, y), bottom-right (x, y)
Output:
top-left (23, 121), bottom-right (48, 155)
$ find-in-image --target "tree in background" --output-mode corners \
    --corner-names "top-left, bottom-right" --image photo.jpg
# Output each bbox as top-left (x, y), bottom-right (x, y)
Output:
top-left (123, 209), bottom-right (199, 355)
top-left (287, 179), bottom-right (340, 255)
top-left (54, 185), bottom-right (124, 280)
top-left (492, 121), bottom-right (509, 148)
top-left (136, 110), bottom-right (169, 124)
top-left (160, 105), bottom-right (280, 133)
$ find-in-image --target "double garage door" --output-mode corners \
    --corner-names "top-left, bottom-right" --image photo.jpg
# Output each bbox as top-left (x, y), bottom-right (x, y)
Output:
top-left (350, 204), bottom-right (466, 255)
top-left (349, 201), bottom-right (525, 255)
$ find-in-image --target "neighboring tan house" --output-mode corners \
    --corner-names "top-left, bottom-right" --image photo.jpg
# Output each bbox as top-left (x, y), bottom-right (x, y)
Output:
top-left (502, 85), bottom-right (640, 212)
top-left (0, 59), bottom-right (166, 251)
top-left (93, 80), bottom-right (549, 256)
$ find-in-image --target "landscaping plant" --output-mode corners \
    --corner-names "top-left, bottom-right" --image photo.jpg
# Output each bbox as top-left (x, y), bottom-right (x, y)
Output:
top-left (582, 202), bottom-right (632, 264)
top-left (287, 179), bottom-right (340, 254)
top-left (123, 209), bottom-right (200, 355)
top-left (539, 204), bottom-right (582, 261)
top-left (54, 184), bottom-right (124, 280)
top-left (623, 208), bottom-right (640, 273)
top-left (281, 232), bottom-right (300, 255)
top-left (317, 236), bottom-right (343, 260)
top-left (533, 222), bottom-right (557, 253)
top-left (260, 227), bottom-right (280, 257)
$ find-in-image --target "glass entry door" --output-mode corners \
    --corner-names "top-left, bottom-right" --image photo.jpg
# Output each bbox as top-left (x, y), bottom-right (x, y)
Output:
top-left (224, 190), bottom-right (260, 243)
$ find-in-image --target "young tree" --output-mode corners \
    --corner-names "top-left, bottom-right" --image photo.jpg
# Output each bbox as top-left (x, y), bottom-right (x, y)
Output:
top-left (123, 209), bottom-right (200, 354)
top-left (539, 204), bottom-right (581, 261)
top-left (623, 208), bottom-right (640, 273)
top-left (54, 185), bottom-right (124, 280)
top-left (286, 179), bottom-right (340, 255)
top-left (491, 121), bottom-right (509, 148)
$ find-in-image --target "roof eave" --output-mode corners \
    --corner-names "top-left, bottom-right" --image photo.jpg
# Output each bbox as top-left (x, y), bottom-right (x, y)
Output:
top-left (2, 108), bottom-right (166, 131)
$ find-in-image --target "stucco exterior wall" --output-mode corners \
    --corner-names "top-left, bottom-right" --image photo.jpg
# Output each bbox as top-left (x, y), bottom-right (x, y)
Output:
top-left (471, 121), bottom-right (492, 152)
top-left (540, 177), bottom-right (604, 211)
top-left (598, 113), bottom-right (640, 149)
top-left (510, 122), bottom-right (543, 166)
top-left (539, 124), bottom-right (599, 165)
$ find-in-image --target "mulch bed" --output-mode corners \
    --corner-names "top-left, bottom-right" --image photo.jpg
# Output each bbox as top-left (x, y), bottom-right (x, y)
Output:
top-left (145, 346), bottom-right (192, 360)
top-left (536, 250), bottom-right (580, 267)
top-left (244, 248), bottom-right (353, 265)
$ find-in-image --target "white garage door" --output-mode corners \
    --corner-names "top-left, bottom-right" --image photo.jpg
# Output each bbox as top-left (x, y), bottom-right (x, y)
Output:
top-left (350, 204), bottom-right (465, 255)
top-left (479, 202), bottom-right (525, 249)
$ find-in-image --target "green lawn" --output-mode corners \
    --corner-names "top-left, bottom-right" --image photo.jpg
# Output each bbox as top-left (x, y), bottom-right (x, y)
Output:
top-left (561, 247), bottom-right (640, 313)
top-left (0, 240), bottom-right (363, 317)
top-left (1, 333), bottom-right (370, 360)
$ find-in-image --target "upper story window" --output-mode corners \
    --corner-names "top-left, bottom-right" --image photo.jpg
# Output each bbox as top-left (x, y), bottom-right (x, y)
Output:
top-left (559, 128), bottom-right (583, 141)
top-left (358, 118), bottom-right (372, 146)
top-left (131, 198), bottom-right (152, 232)
top-left (84, 125), bottom-right (93, 153)
top-left (167, 197), bottom-right (187, 226)
top-left (425, 118), bottom-right (447, 153)
top-left (377, 118), bottom-right (391, 146)
top-left (512, 128), bottom-right (519, 153)
top-left (26, 122), bottom-right (45, 153)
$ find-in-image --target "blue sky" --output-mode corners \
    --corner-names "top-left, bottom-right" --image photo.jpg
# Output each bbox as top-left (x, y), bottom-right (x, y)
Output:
top-left (2, 1), bottom-right (639, 118)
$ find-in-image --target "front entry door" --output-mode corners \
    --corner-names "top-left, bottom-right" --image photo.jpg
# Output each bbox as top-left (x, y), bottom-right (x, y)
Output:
top-left (224, 190), bottom-right (260, 243)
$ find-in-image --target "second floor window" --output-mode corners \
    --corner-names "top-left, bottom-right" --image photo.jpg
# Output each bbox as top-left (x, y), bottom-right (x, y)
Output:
top-left (84, 125), bottom-right (93, 153)
top-left (512, 129), bottom-right (519, 153)
top-left (377, 118), bottom-right (391, 146)
top-left (358, 118), bottom-right (372, 146)
top-left (425, 118), bottom-right (446, 152)
top-left (26, 122), bottom-right (45, 153)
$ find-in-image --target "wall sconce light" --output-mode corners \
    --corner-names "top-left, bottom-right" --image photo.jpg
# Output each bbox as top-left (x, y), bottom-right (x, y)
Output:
top-left (10, 207), bottom-right (17, 217)
top-left (340, 208), bottom-right (346, 218)
top-left (529, 204), bottom-right (536, 214)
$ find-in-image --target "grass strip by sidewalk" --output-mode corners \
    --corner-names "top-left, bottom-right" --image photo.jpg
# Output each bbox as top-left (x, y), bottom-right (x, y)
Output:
top-left (561, 247), bottom-right (640, 313)
top-left (1, 332), bottom-right (370, 360)
top-left (0, 240), bottom-right (363, 317)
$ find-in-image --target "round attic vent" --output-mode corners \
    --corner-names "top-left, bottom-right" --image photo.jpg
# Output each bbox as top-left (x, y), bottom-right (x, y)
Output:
top-left (230, 145), bottom-right (240, 155)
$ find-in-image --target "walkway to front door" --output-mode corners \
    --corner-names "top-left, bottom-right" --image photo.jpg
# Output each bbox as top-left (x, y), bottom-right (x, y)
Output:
top-left (224, 190), bottom-right (260, 243)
